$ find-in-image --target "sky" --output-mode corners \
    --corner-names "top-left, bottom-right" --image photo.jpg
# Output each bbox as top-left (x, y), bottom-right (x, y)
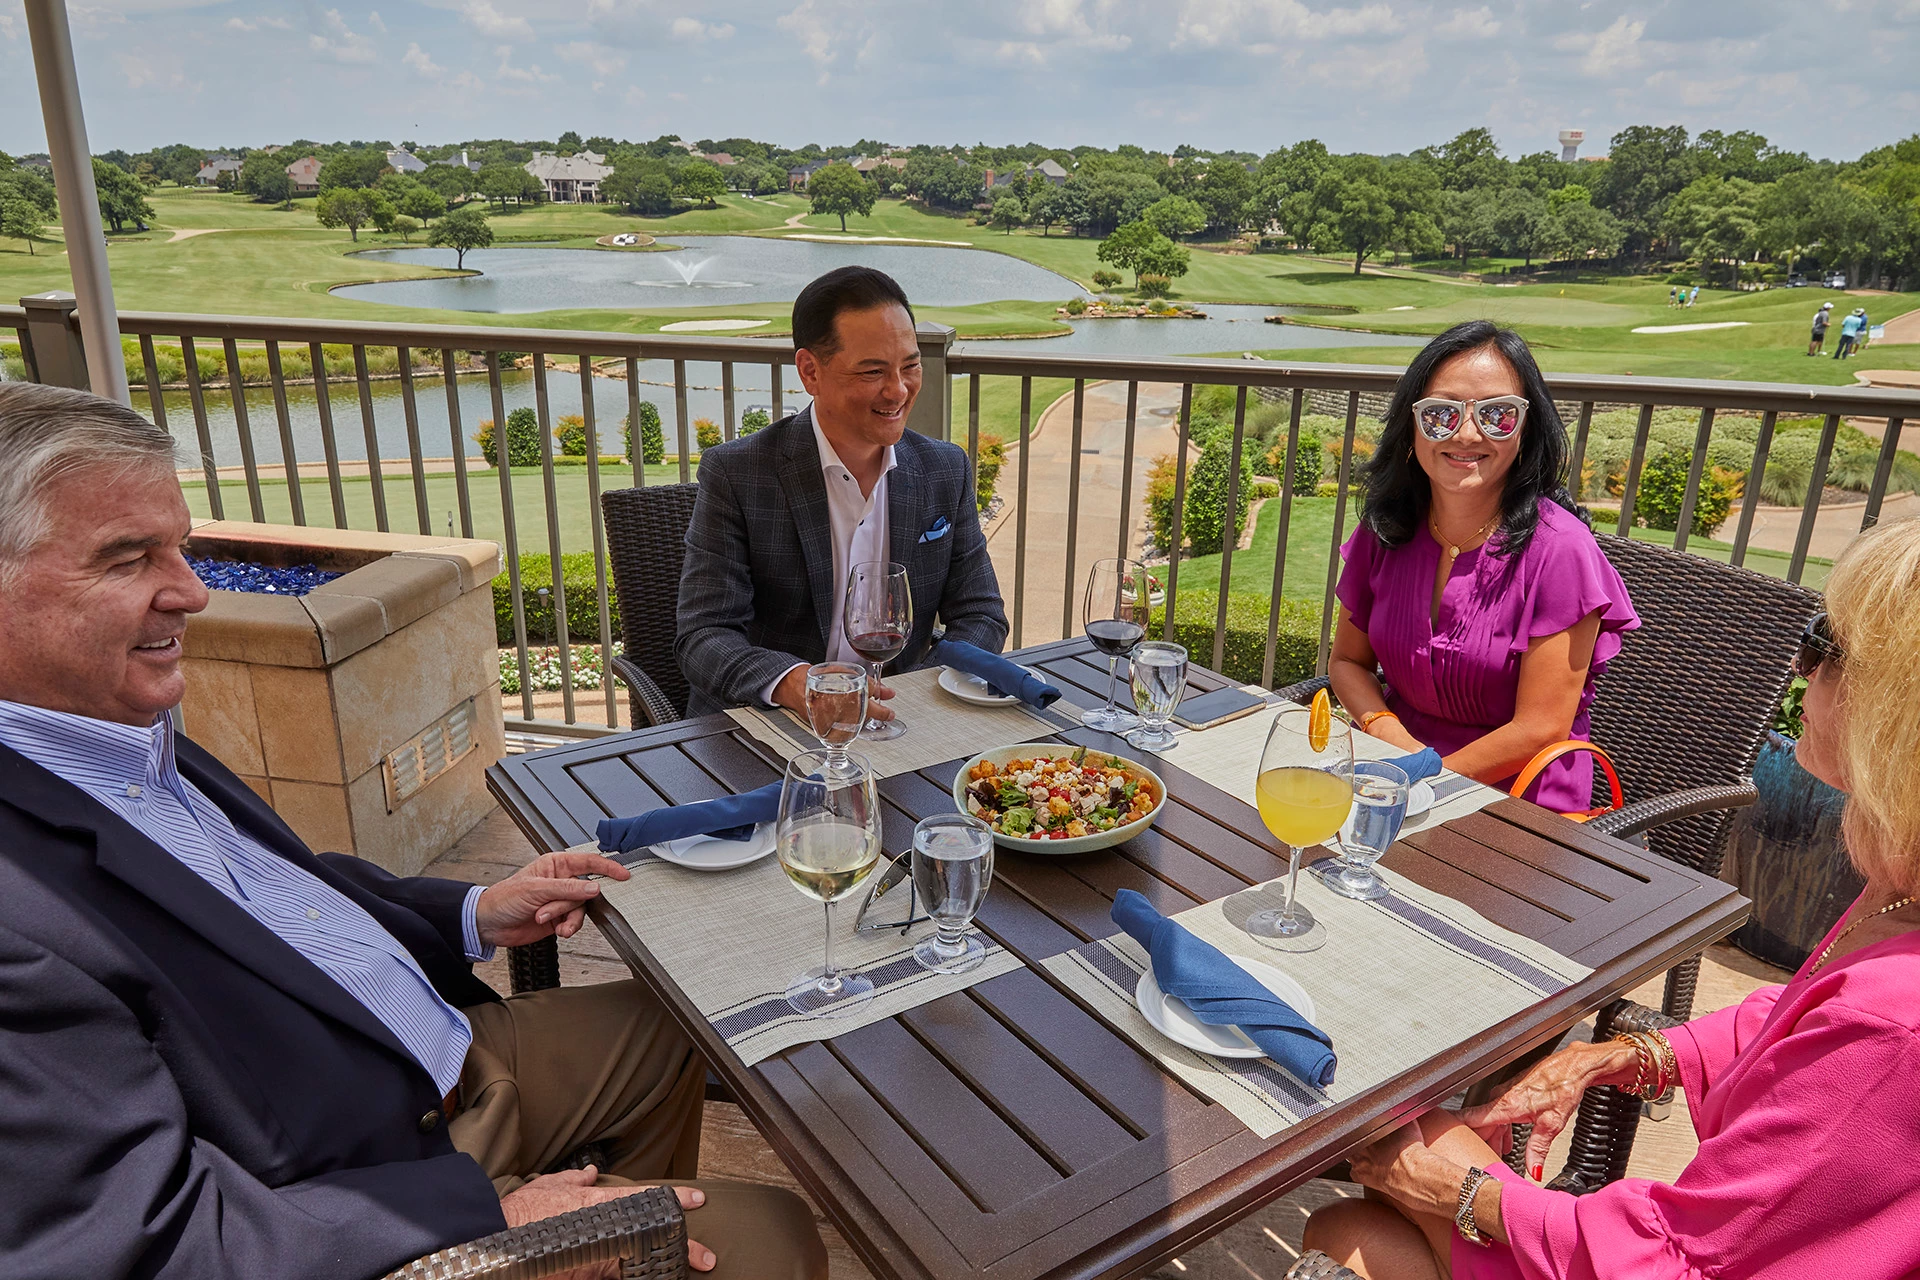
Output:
top-left (3, 0), bottom-right (1918, 162)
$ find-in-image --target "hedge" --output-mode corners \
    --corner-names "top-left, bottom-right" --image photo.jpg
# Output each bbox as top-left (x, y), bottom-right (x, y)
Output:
top-left (625, 402), bottom-right (666, 464)
top-left (492, 553), bottom-right (622, 646)
top-left (1151, 589), bottom-right (1322, 688)
top-left (975, 435), bottom-right (1005, 512)
top-left (1635, 449), bottom-right (1735, 537)
top-left (476, 407), bottom-right (543, 468)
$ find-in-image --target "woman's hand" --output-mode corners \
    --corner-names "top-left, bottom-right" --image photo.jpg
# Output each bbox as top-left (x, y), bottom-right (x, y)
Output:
top-left (1459, 1039), bottom-right (1640, 1180)
top-left (1348, 1122), bottom-right (1460, 1214)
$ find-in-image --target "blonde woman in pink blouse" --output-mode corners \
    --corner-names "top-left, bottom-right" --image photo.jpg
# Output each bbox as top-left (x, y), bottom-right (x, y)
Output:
top-left (1301, 514), bottom-right (1920, 1279)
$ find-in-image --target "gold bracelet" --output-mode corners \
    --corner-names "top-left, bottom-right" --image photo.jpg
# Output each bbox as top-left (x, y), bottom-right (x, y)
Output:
top-left (1611, 1031), bottom-right (1675, 1098)
top-left (1358, 709), bottom-right (1400, 734)
top-left (1611, 1032), bottom-right (1655, 1098)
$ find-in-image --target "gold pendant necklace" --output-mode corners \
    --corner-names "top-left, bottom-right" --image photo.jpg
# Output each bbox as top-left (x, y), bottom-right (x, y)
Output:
top-left (1430, 510), bottom-right (1500, 558)
top-left (1809, 896), bottom-right (1916, 974)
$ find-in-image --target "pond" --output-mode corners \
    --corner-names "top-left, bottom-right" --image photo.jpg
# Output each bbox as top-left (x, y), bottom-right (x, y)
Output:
top-left (1038, 304), bottom-right (1424, 358)
top-left (333, 236), bottom-right (1087, 312)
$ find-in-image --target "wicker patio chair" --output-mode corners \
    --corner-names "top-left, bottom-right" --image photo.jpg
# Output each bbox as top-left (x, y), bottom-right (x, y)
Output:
top-left (601, 484), bottom-right (702, 729)
top-left (382, 1184), bottom-right (688, 1280)
top-left (1286, 1251), bottom-right (1361, 1279)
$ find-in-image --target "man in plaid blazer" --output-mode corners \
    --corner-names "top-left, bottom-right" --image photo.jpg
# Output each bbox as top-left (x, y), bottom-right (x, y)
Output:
top-left (677, 267), bottom-right (1008, 717)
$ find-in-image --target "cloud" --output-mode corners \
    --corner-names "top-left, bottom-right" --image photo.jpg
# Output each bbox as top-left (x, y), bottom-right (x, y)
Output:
top-left (1555, 14), bottom-right (1648, 76)
top-left (1435, 5), bottom-right (1499, 39)
top-left (227, 14), bottom-right (291, 31)
top-left (114, 49), bottom-right (199, 94)
top-left (779, 0), bottom-right (861, 75)
top-left (402, 42), bottom-right (444, 76)
top-left (670, 16), bottom-right (736, 41)
top-left (494, 44), bottom-right (556, 83)
top-left (0, 13), bottom-right (20, 40)
top-left (308, 8), bottom-right (377, 64)
top-left (461, 0), bottom-right (533, 39)
top-left (997, 40), bottom-right (1048, 65)
top-left (367, 11), bottom-right (387, 33)
top-left (1174, 0), bottom-right (1403, 48)
top-left (555, 40), bottom-right (628, 76)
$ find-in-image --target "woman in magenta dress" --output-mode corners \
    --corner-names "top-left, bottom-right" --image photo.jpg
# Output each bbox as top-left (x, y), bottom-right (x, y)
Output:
top-left (1329, 321), bottom-right (1637, 814)
top-left (1297, 515), bottom-right (1920, 1279)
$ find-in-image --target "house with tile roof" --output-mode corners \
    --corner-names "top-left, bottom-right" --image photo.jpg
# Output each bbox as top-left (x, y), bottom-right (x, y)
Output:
top-left (285, 155), bottom-right (322, 194)
top-left (525, 151), bottom-right (611, 203)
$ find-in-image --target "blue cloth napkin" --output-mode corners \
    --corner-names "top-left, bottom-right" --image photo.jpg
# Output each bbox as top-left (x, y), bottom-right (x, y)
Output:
top-left (1388, 747), bottom-right (1444, 784)
top-left (596, 782), bottom-right (783, 854)
top-left (1111, 889), bottom-right (1336, 1087)
top-left (933, 639), bottom-right (1061, 708)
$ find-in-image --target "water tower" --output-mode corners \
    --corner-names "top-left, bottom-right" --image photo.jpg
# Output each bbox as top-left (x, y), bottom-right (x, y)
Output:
top-left (1559, 129), bottom-right (1586, 163)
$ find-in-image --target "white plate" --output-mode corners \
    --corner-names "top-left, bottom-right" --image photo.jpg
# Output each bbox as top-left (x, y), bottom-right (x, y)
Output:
top-left (1407, 780), bottom-right (1434, 819)
top-left (938, 664), bottom-right (1041, 706)
top-left (648, 822), bottom-right (776, 871)
top-left (1134, 955), bottom-right (1317, 1060)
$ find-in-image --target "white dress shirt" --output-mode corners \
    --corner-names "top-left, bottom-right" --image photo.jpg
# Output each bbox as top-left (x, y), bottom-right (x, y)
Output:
top-left (761, 421), bottom-right (899, 704)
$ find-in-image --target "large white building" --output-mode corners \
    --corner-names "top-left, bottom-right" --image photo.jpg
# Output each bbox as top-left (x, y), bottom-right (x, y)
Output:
top-left (524, 151), bottom-right (611, 202)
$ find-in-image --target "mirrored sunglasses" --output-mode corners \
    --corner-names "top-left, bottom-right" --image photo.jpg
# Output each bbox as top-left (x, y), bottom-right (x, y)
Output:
top-left (1412, 395), bottom-right (1528, 442)
top-left (1793, 612), bottom-right (1842, 680)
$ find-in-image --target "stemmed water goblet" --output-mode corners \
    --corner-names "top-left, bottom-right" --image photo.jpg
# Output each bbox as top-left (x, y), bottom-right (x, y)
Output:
top-left (843, 561), bottom-right (911, 742)
top-left (1126, 641), bottom-right (1187, 753)
top-left (909, 813), bottom-right (994, 973)
top-left (1317, 759), bottom-right (1409, 901)
top-left (777, 748), bottom-right (883, 1017)
top-left (1082, 558), bottom-right (1151, 733)
top-left (803, 662), bottom-right (868, 779)
top-left (1246, 707), bottom-right (1354, 952)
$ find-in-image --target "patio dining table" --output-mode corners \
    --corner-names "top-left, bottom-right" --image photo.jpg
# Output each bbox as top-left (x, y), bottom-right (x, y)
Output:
top-left (486, 636), bottom-right (1748, 1280)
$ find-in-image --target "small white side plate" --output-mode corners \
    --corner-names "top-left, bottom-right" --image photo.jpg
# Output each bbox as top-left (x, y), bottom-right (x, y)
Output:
top-left (1406, 780), bottom-right (1435, 820)
top-left (648, 822), bottom-right (776, 871)
top-left (1134, 955), bottom-right (1318, 1060)
top-left (938, 665), bottom-right (1039, 706)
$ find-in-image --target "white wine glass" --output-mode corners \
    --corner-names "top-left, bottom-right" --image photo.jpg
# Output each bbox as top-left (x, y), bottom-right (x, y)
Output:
top-left (1247, 708), bottom-right (1354, 952)
top-left (804, 662), bottom-right (868, 779)
top-left (777, 748), bottom-right (883, 1017)
top-left (1082, 558), bottom-right (1151, 732)
top-left (844, 561), bottom-right (911, 742)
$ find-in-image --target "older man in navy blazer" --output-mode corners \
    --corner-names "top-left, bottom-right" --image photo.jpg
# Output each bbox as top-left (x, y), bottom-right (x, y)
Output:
top-left (0, 383), bottom-right (825, 1280)
top-left (676, 266), bottom-right (1008, 718)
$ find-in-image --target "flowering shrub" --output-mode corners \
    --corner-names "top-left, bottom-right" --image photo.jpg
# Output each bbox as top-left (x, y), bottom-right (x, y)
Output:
top-left (498, 643), bottom-right (622, 694)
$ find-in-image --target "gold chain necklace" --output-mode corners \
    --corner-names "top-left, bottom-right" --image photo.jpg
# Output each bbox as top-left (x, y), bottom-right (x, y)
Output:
top-left (1809, 896), bottom-right (1916, 974)
top-left (1430, 509), bottom-right (1501, 559)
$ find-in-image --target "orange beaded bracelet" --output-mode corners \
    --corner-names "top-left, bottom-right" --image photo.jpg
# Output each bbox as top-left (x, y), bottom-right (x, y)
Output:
top-left (1357, 710), bottom-right (1401, 734)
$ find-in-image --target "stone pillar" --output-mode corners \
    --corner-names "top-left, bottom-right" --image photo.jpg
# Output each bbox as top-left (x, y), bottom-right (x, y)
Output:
top-left (909, 321), bottom-right (957, 442)
top-left (19, 292), bottom-right (90, 390)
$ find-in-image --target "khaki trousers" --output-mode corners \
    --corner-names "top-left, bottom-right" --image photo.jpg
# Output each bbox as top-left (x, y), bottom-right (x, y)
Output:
top-left (453, 979), bottom-right (828, 1280)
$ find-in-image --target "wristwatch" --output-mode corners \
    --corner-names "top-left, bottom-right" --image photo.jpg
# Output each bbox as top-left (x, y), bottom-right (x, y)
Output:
top-left (1455, 1166), bottom-right (1495, 1247)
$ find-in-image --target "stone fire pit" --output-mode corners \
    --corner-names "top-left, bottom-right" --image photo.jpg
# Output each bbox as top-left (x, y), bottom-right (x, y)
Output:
top-left (180, 521), bottom-right (506, 876)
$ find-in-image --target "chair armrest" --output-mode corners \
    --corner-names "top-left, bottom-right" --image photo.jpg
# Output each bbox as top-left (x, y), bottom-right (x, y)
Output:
top-left (1274, 675), bottom-right (1330, 706)
top-left (1605, 997), bottom-right (1684, 1034)
top-left (383, 1185), bottom-right (688, 1280)
top-left (1286, 1250), bottom-right (1362, 1279)
top-left (612, 655), bottom-right (682, 729)
top-left (1584, 782), bottom-right (1759, 842)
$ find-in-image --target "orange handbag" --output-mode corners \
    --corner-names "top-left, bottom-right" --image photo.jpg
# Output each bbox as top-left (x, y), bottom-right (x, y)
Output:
top-left (1509, 740), bottom-right (1625, 822)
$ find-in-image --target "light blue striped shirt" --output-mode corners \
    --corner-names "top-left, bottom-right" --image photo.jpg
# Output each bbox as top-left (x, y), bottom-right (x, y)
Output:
top-left (0, 700), bottom-right (486, 1096)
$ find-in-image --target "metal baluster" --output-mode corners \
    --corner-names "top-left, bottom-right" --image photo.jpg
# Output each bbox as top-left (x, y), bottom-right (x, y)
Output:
top-left (1262, 389), bottom-right (1305, 689)
top-left (1212, 386), bottom-right (1249, 674)
top-left (1013, 378), bottom-right (1032, 648)
top-left (1115, 381), bottom-right (1139, 566)
top-left (489, 353), bottom-right (534, 720)
top-left (1061, 379), bottom-right (1086, 640)
top-left (1614, 403), bottom-right (1656, 538)
top-left (771, 362), bottom-right (783, 420)
top-left (1568, 401), bottom-right (1594, 500)
top-left (1862, 418), bottom-right (1907, 531)
top-left (580, 360), bottom-right (619, 727)
top-left (180, 336), bottom-right (223, 519)
top-left (137, 334), bottom-right (169, 432)
top-left (354, 345), bottom-right (389, 532)
top-left (626, 356), bottom-right (644, 489)
top-left (1730, 410), bottom-right (1776, 568)
top-left (222, 337), bottom-right (266, 522)
top-left (721, 362), bottom-right (736, 441)
top-left (532, 355), bottom-right (573, 723)
top-left (397, 345), bottom-right (431, 534)
top-left (308, 342), bottom-right (349, 528)
top-left (441, 348), bottom-right (473, 538)
top-left (1316, 392), bottom-right (1360, 677)
top-left (265, 341), bottom-right (306, 526)
top-left (1789, 414), bottom-right (1841, 584)
top-left (1671, 408), bottom-right (1716, 555)
top-left (673, 359), bottom-right (691, 484)
top-left (1163, 384), bottom-right (1194, 643)
top-left (966, 374), bottom-right (980, 466)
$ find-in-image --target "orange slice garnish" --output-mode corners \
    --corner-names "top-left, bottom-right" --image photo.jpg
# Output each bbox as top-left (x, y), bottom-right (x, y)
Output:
top-left (1309, 688), bottom-right (1332, 753)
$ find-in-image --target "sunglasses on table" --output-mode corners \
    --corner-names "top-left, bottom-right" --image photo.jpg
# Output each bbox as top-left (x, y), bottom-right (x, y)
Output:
top-left (1793, 612), bottom-right (1842, 679)
top-left (1412, 395), bottom-right (1529, 442)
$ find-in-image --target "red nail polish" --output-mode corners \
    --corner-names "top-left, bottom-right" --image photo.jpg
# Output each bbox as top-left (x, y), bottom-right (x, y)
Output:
top-left (1529, 1163), bottom-right (1543, 1181)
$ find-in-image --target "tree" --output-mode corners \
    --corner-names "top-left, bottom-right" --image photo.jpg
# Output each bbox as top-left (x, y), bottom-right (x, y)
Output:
top-left (604, 157), bottom-right (676, 213)
top-left (315, 188), bottom-right (376, 241)
top-left (364, 191), bottom-right (398, 234)
top-left (1420, 127), bottom-right (1508, 193)
top-left (422, 163), bottom-right (476, 202)
top-left (1440, 187), bottom-right (1502, 265)
top-left (1091, 269), bottom-right (1124, 292)
top-left (1293, 155), bottom-right (1441, 273)
top-left (989, 194), bottom-right (1025, 234)
top-left (1662, 175), bottom-right (1763, 283)
top-left (91, 158), bottom-right (154, 232)
top-left (318, 149), bottom-right (388, 191)
top-left (1070, 169), bottom-right (1165, 236)
top-left (1097, 220), bottom-right (1186, 287)
top-left (1492, 188), bottom-right (1552, 266)
top-left (807, 162), bottom-right (877, 231)
top-left (477, 163), bottom-right (538, 211)
top-left (1545, 200), bottom-right (1625, 264)
top-left (1143, 195), bottom-right (1206, 240)
top-left (675, 159), bottom-right (727, 207)
top-left (0, 196), bottom-right (45, 254)
top-left (1593, 125), bottom-right (1699, 260)
top-left (430, 207), bottom-right (493, 269)
top-left (1194, 160), bottom-right (1254, 233)
top-left (1252, 139), bottom-right (1331, 238)
top-left (1137, 236), bottom-right (1191, 282)
top-left (1026, 184), bottom-right (1062, 235)
top-left (240, 151), bottom-right (292, 206)
top-left (557, 130), bottom-right (583, 156)
top-left (400, 187), bottom-right (447, 224)
top-left (392, 214), bottom-right (420, 243)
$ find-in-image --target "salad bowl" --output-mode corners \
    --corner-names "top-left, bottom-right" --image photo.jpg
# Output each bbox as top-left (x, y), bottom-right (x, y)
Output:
top-left (952, 742), bottom-right (1168, 855)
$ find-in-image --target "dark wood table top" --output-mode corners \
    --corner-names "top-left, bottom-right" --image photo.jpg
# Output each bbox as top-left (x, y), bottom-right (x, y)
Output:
top-left (488, 637), bottom-right (1748, 1280)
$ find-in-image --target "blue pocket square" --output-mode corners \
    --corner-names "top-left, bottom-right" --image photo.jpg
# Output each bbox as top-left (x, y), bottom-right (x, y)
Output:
top-left (918, 517), bottom-right (951, 543)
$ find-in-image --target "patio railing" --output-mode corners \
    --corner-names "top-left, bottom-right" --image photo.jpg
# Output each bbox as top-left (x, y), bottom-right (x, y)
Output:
top-left (7, 295), bottom-right (1918, 741)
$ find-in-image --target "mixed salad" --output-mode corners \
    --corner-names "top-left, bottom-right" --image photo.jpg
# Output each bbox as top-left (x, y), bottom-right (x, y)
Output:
top-left (962, 746), bottom-right (1159, 840)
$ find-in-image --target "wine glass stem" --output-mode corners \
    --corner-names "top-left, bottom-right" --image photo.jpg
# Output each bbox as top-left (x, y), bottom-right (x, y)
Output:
top-left (819, 901), bottom-right (842, 995)
top-left (1103, 656), bottom-right (1120, 714)
top-left (1282, 846), bottom-right (1304, 922)
top-left (866, 660), bottom-right (884, 726)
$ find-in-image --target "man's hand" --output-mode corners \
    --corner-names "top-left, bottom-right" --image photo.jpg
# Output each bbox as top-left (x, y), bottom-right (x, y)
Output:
top-left (476, 852), bottom-right (631, 948)
top-left (499, 1168), bottom-right (715, 1278)
top-left (771, 665), bottom-right (894, 721)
